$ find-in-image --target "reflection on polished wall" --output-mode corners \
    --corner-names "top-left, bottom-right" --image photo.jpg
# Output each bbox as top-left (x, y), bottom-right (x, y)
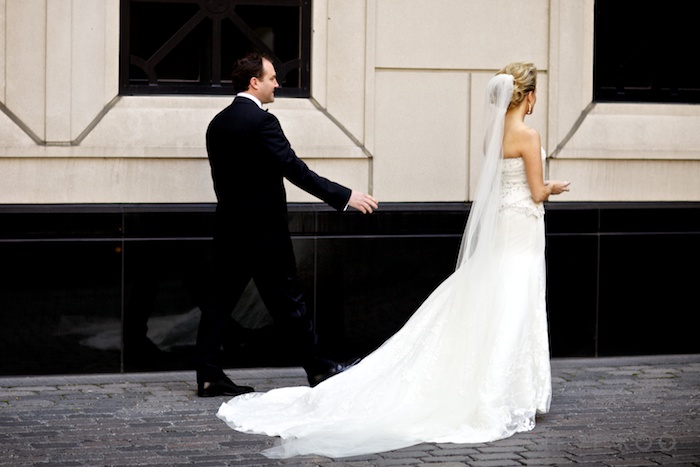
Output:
top-left (0, 203), bottom-right (698, 377)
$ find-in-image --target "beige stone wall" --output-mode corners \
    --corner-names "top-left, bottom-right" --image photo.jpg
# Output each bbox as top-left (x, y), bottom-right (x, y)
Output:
top-left (1, 0), bottom-right (698, 204)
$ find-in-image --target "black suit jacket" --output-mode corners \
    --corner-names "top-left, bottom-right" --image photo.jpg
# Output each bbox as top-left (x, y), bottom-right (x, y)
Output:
top-left (207, 96), bottom-right (352, 239)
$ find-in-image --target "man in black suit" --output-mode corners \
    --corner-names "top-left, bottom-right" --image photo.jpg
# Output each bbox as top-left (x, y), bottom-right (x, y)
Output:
top-left (197, 53), bottom-right (378, 397)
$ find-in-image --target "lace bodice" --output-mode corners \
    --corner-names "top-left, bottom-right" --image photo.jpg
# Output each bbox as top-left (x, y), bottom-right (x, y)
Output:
top-left (499, 149), bottom-right (545, 218)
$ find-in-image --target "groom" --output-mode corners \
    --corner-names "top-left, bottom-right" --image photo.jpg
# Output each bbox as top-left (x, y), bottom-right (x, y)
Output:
top-left (196, 53), bottom-right (378, 397)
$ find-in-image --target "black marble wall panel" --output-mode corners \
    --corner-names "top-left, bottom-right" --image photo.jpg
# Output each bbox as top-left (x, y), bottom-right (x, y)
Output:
top-left (597, 233), bottom-right (699, 356)
top-left (544, 206), bottom-right (600, 357)
top-left (0, 202), bottom-right (697, 376)
top-left (0, 241), bottom-right (122, 375)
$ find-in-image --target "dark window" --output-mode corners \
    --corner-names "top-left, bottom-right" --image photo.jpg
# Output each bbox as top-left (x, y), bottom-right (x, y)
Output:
top-left (594, 1), bottom-right (700, 104)
top-left (120, 0), bottom-right (311, 97)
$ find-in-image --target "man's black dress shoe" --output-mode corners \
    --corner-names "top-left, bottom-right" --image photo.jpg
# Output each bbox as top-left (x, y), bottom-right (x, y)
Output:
top-left (308, 358), bottom-right (362, 387)
top-left (198, 376), bottom-right (255, 397)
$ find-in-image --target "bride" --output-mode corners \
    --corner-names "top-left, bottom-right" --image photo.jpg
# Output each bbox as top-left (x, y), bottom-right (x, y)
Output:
top-left (216, 62), bottom-right (571, 459)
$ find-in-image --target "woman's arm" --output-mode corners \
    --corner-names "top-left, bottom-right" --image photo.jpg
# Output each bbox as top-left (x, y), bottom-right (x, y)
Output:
top-left (521, 128), bottom-right (569, 202)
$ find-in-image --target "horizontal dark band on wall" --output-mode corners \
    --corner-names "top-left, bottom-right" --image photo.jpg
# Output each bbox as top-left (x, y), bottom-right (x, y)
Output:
top-left (0, 202), bottom-right (698, 241)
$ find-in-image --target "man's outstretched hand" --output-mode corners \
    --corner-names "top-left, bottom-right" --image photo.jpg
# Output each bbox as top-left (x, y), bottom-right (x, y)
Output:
top-left (348, 190), bottom-right (379, 214)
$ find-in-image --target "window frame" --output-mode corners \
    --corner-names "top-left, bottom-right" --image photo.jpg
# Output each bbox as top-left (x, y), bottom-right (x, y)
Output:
top-left (119, 0), bottom-right (312, 97)
top-left (593, 0), bottom-right (699, 104)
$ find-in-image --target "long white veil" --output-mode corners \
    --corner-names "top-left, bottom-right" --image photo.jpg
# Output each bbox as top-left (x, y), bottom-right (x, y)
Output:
top-left (456, 74), bottom-right (514, 268)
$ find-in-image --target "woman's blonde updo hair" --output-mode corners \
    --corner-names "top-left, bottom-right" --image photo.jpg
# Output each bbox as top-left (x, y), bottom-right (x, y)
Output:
top-left (497, 62), bottom-right (537, 110)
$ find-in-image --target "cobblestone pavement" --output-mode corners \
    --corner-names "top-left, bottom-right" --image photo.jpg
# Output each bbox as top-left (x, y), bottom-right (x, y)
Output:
top-left (1, 354), bottom-right (698, 466)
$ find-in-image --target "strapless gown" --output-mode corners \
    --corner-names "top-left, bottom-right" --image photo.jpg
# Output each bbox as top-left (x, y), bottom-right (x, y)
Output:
top-left (217, 154), bottom-right (552, 458)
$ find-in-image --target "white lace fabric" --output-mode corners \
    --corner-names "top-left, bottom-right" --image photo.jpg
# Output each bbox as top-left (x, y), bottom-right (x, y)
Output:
top-left (500, 151), bottom-right (545, 218)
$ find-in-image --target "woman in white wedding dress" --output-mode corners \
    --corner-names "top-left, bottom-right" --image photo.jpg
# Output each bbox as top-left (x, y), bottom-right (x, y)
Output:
top-left (217, 62), bottom-right (571, 459)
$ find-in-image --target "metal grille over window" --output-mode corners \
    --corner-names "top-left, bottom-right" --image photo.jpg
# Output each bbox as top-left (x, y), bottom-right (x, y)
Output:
top-left (120, 0), bottom-right (311, 97)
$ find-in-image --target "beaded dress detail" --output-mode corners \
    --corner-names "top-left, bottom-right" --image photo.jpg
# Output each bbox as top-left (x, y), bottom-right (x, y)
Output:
top-left (500, 148), bottom-right (546, 218)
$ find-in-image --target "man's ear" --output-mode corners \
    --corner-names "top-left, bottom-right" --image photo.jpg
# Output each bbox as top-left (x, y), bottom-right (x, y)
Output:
top-left (249, 76), bottom-right (259, 91)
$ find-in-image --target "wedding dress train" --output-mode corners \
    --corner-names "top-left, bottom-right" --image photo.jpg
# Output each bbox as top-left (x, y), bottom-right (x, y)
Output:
top-left (216, 74), bottom-right (552, 458)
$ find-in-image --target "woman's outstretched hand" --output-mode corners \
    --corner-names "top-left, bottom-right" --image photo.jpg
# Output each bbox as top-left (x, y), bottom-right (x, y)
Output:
top-left (545, 180), bottom-right (571, 196)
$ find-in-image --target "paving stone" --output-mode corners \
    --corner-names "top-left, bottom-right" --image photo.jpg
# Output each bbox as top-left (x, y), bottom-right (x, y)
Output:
top-left (470, 452), bottom-right (524, 461)
top-left (418, 462), bottom-right (469, 467)
top-left (520, 457), bottom-right (576, 465)
top-left (0, 355), bottom-right (699, 466)
top-left (468, 460), bottom-right (522, 467)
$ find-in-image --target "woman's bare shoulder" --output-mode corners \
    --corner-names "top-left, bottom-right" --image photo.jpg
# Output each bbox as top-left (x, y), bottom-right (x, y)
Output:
top-left (504, 123), bottom-right (540, 158)
top-left (516, 124), bottom-right (540, 142)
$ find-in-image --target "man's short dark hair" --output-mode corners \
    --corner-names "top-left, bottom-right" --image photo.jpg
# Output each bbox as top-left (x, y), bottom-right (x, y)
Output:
top-left (230, 53), bottom-right (271, 93)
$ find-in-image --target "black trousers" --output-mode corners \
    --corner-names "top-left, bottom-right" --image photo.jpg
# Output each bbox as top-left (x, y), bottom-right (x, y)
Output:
top-left (195, 227), bottom-right (319, 382)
